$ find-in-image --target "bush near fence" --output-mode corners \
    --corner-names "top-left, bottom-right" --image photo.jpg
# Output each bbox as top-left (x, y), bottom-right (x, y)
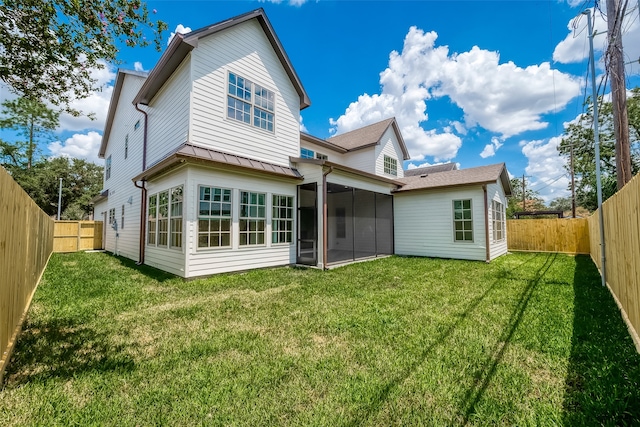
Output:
top-left (0, 167), bottom-right (54, 384)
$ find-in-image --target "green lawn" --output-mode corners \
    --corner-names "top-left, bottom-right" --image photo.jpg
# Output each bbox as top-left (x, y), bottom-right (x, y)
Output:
top-left (2, 252), bottom-right (639, 426)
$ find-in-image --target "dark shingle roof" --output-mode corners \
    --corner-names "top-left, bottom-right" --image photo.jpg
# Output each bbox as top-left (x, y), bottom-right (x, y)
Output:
top-left (404, 163), bottom-right (458, 176)
top-left (395, 163), bottom-right (511, 195)
top-left (326, 118), bottom-right (410, 160)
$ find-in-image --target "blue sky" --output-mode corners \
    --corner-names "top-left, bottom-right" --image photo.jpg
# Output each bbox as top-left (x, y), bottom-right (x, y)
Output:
top-left (5, 0), bottom-right (640, 202)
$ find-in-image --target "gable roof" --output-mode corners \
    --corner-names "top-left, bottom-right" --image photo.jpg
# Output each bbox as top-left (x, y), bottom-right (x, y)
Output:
top-left (404, 162), bottom-right (458, 176)
top-left (300, 132), bottom-right (347, 154)
top-left (132, 8), bottom-right (310, 109)
top-left (395, 163), bottom-right (512, 195)
top-left (132, 143), bottom-right (302, 182)
top-left (99, 68), bottom-right (149, 158)
top-left (326, 118), bottom-right (410, 160)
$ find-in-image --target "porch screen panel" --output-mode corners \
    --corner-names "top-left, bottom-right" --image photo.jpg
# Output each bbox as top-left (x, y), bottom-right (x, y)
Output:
top-left (375, 193), bottom-right (393, 255)
top-left (353, 189), bottom-right (376, 259)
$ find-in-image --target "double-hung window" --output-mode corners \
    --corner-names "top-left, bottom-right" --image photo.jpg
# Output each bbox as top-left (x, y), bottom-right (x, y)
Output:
top-left (147, 185), bottom-right (183, 249)
top-left (108, 208), bottom-right (116, 227)
top-left (227, 72), bottom-right (275, 132)
top-left (198, 186), bottom-right (232, 248)
top-left (384, 155), bottom-right (397, 176)
top-left (492, 200), bottom-right (505, 242)
top-left (170, 186), bottom-right (183, 248)
top-left (272, 195), bottom-right (293, 244)
top-left (239, 191), bottom-right (266, 246)
top-left (453, 199), bottom-right (473, 242)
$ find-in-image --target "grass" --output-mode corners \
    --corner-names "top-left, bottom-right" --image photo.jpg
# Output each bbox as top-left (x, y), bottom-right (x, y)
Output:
top-left (1, 252), bottom-right (640, 426)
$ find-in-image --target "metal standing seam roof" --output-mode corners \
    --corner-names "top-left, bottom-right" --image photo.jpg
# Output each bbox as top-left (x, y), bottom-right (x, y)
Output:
top-left (326, 118), bottom-right (410, 160)
top-left (395, 163), bottom-right (512, 195)
top-left (404, 162), bottom-right (458, 176)
top-left (132, 143), bottom-right (303, 182)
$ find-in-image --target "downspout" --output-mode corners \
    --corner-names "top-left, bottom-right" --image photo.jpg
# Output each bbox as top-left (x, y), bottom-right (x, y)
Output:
top-left (322, 165), bottom-right (333, 269)
top-left (483, 185), bottom-right (490, 262)
top-left (134, 103), bottom-right (149, 265)
top-left (133, 180), bottom-right (147, 265)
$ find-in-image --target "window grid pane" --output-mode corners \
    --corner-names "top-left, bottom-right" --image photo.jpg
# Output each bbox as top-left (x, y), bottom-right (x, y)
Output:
top-left (170, 186), bottom-right (183, 248)
top-left (227, 72), bottom-right (275, 132)
top-left (240, 191), bottom-right (266, 246)
top-left (147, 194), bottom-right (157, 245)
top-left (272, 195), bottom-right (293, 244)
top-left (300, 148), bottom-right (314, 159)
top-left (453, 199), bottom-right (473, 242)
top-left (198, 186), bottom-right (232, 248)
top-left (384, 155), bottom-right (397, 176)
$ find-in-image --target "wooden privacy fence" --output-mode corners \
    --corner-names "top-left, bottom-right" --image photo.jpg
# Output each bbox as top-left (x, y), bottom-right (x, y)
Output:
top-left (507, 218), bottom-right (590, 254)
top-left (588, 174), bottom-right (640, 352)
top-left (0, 167), bottom-right (54, 384)
top-left (53, 221), bottom-right (103, 253)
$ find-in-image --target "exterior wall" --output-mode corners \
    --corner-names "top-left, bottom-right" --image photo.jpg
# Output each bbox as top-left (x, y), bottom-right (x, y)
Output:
top-left (100, 74), bottom-right (147, 261)
top-left (184, 165), bottom-right (298, 277)
top-left (144, 168), bottom-right (189, 277)
top-left (341, 149), bottom-right (375, 175)
top-left (487, 180), bottom-right (508, 260)
top-left (374, 126), bottom-right (405, 178)
top-left (145, 56), bottom-right (192, 167)
top-left (190, 19), bottom-right (300, 166)
top-left (394, 186), bottom-right (487, 261)
top-left (299, 141), bottom-right (342, 163)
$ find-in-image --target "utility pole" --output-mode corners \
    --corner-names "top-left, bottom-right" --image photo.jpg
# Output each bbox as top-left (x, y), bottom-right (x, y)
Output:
top-left (606, 0), bottom-right (632, 189)
top-left (570, 144), bottom-right (576, 218)
top-left (522, 173), bottom-right (526, 212)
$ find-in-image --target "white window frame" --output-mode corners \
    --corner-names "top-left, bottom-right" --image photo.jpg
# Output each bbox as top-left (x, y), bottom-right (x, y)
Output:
top-left (239, 191), bottom-right (266, 246)
top-left (453, 199), bottom-right (473, 242)
top-left (105, 155), bottom-right (112, 180)
top-left (108, 208), bottom-right (116, 227)
top-left (170, 186), bottom-right (183, 249)
top-left (227, 72), bottom-right (275, 132)
top-left (384, 155), bottom-right (397, 176)
top-left (272, 194), bottom-right (294, 244)
top-left (315, 152), bottom-right (328, 161)
top-left (492, 200), bottom-right (505, 242)
top-left (147, 185), bottom-right (184, 250)
top-left (198, 186), bottom-right (232, 249)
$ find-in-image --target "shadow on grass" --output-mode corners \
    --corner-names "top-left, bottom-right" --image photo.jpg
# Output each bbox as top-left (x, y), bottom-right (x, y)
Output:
top-left (3, 317), bottom-right (135, 388)
top-left (110, 252), bottom-right (178, 283)
top-left (562, 255), bottom-right (640, 425)
top-left (348, 252), bottom-right (553, 426)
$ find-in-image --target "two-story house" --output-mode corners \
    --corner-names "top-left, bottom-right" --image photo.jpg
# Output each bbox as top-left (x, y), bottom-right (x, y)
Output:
top-left (94, 8), bottom-right (511, 278)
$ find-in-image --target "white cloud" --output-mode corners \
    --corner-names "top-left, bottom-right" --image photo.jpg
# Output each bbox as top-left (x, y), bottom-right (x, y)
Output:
top-left (168, 24), bottom-right (192, 45)
top-left (330, 26), bottom-right (581, 162)
top-left (57, 60), bottom-right (116, 133)
top-left (259, 0), bottom-right (310, 6)
top-left (521, 136), bottom-right (570, 202)
top-left (134, 61), bottom-right (146, 72)
top-left (480, 137), bottom-right (504, 158)
top-left (48, 131), bottom-right (103, 164)
top-left (299, 115), bottom-right (308, 132)
top-left (554, 8), bottom-right (640, 75)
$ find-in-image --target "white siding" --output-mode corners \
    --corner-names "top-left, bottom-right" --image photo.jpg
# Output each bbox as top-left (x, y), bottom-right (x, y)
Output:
top-left (375, 127), bottom-right (405, 178)
top-left (145, 57), bottom-right (191, 167)
top-left (487, 180), bottom-right (508, 260)
top-left (327, 169), bottom-right (396, 195)
top-left (299, 142), bottom-right (343, 163)
top-left (394, 186), bottom-right (487, 261)
top-left (190, 19), bottom-right (300, 166)
top-left (100, 74), bottom-right (148, 261)
top-left (185, 165), bottom-right (298, 277)
top-left (144, 170), bottom-right (189, 277)
top-left (342, 149), bottom-right (375, 174)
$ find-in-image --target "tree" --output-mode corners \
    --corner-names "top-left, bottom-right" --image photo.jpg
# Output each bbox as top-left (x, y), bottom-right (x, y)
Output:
top-left (0, 97), bottom-right (59, 169)
top-left (506, 177), bottom-right (545, 218)
top-left (10, 157), bottom-right (103, 217)
top-left (558, 89), bottom-right (640, 211)
top-left (549, 197), bottom-right (572, 212)
top-left (0, 0), bottom-right (167, 115)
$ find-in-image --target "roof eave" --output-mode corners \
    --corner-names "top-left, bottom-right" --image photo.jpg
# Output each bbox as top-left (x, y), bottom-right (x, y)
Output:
top-left (393, 180), bottom-right (496, 193)
top-left (300, 133), bottom-right (347, 153)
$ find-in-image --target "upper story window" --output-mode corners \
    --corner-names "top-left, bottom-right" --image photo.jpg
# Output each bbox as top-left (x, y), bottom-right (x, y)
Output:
top-left (384, 155), bottom-right (397, 176)
top-left (124, 135), bottom-right (128, 159)
top-left (227, 72), bottom-right (275, 132)
top-left (300, 148), bottom-right (314, 159)
top-left (105, 155), bottom-right (112, 180)
top-left (453, 199), bottom-right (473, 242)
top-left (315, 152), bottom-right (328, 161)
